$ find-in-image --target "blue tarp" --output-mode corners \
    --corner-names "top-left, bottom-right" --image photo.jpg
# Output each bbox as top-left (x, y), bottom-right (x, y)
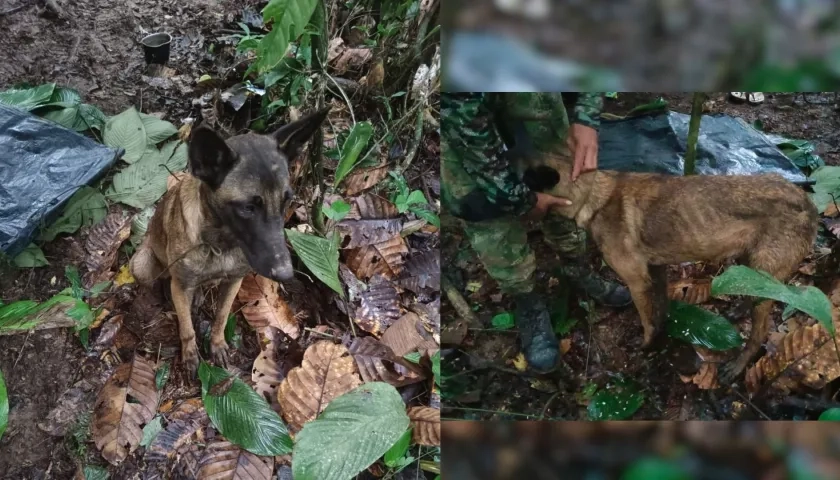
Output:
top-left (598, 111), bottom-right (808, 182)
top-left (0, 104), bottom-right (120, 256)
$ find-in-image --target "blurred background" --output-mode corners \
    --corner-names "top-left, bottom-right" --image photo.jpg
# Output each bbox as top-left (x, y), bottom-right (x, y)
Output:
top-left (442, 0), bottom-right (840, 91)
top-left (442, 421), bottom-right (840, 480)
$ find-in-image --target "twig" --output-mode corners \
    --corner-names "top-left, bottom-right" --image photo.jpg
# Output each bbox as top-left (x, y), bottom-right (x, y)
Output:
top-left (324, 71), bottom-right (355, 124)
top-left (441, 275), bottom-right (479, 327)
top-left (731, 388), bottom-right (772, 420)
top-left (0, 2), bottom-right (34, 16)
top-left (396, 98), bottom-right (424, 175)
top-left (443, 406), bottom-right (545, 420)
top-left (12, 330), bottom-right (33, 368)
top-left (539, 391), bottom-right (562, 420)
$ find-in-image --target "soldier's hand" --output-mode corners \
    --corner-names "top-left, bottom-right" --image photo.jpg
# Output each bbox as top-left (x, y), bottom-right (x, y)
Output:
top-left (568, 123), bottom-right (598, 181)
top-left (525, 192), bottom-right (572, 221)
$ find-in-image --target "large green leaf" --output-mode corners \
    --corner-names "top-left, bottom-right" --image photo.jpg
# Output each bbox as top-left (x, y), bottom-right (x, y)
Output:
top-left (258, 0), bottom-right (320, 73)
top-left (667, 301), bottom-right (743, 351)
top-left (819, 408), bottom-right (840, 421)
top-left (78, 104), bottom-right (108, 131)
top-left (130, 205), bottom-right (156, 247)
top-left (809, 165), bottom-right (840, 213)
top-left (39, 101), bottom-right (107, 132)
top-left (334, 121), bottom-right (374, 187)
top-left (0, 83), bottom-right (55, 110)
top-left (587, 379), bottom-right (644, 420)
top-left (107, 140), bottom-right (187, 208)
top-left (0, 368), bottom-right (7, 442)
top-left (383, 428), bottom-right (412, 468)
top-left (13, 243), bottom-right (49, 268)
top-left (285, 229), bottom-right (343, 297)
top-left (198, 362), bottom-right (292, 456)
top-left (711, 265), bottom-right (834, 335)
top-left (0, 300), bottom-right (41, 332)
top-left (293, 382), bottom-right (410, 480)
top-left (83, 466), bottom-right (109, 480)
top-left (103, 107), bottom-right (148, 163)
top-left (38, 186), bottom-right (108, 242)
top-left (139, 112), bottom-right (178, 144)
top-left (622, 458), bottom-right (691, 480)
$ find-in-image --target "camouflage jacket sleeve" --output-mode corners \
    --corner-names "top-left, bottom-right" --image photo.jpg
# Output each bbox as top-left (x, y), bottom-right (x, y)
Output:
top-left (441, 93), bottom-right (536, 220)
top-left (571, 93), bottom-right (604, 130)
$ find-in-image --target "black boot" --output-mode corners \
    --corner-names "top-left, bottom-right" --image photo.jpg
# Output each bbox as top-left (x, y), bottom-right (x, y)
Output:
top-left (557, 263), bottom-right (632, 308)
top-left (514, 292), bottom-right (559, 373)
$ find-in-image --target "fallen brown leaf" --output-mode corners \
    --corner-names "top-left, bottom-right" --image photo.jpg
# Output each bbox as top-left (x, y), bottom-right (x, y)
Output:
top-left (237, 274), bottom-right (299, 339)
top-left (346, 193), bottom-right (399, 220)
top-left (344, 165), bottom-right (389, 196)
top-left (146, 398), bottom-right (208, 462)
top-left (336, 219), bottom-right (403, 249)
top-left (83, 212), bottom-right (132, 288)
top-left (381, 312), bottom-right (436, 357)
top-left (668, 278), bottom-right (711, 304)
top-left (397, 250), bottom-right (440, 293)
top-left (252, 328), bottom-right (285, 413)
top-left (92, 355), bottom-right (159, 465)
top-left (408, 406), bottom-right (440, 446)
top-left (348, 336), bottom-right (426, 387)
top-left (344, 235), bottom-right (409, 280)
top-left (196, 439), bottom-right (274, 480)
top-left (354, 275), bottom-right (401, 335)
top-left (277, 341), bottom-right (362, 432)
top-left (745, 322), bottom-right (837, 394)
top-left (679, 362), bottom-right (720, 390)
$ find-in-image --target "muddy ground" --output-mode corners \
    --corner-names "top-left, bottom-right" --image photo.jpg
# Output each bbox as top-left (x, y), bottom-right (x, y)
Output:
top-left (441, 92), bottom-right (840, 422)
top-left (0, 0), bottom-right (440, 478)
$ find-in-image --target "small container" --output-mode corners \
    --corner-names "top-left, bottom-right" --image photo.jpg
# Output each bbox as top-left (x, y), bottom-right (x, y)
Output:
top-left (140, 33), bottom-right (172, 65)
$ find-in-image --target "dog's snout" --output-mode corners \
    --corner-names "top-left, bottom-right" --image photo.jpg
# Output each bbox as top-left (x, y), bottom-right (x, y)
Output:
top-left (269, 265), bottom-right (294, 281)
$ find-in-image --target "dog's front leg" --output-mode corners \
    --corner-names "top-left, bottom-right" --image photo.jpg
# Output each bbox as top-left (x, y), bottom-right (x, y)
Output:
top-left (171, 277), bottom-right (200, 377)
top-left (602, 251), bottom-right (658, 348)
top-left (210, 277), bottom-right (244, 367)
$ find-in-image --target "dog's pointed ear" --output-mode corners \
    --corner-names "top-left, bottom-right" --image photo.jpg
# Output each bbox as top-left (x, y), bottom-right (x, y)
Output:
top-left (522, 165), bottom-right (561, 192)
top-left (273, 107), bottom-right (331, 158)
top-left (188, 126), bottom-right (238, 190)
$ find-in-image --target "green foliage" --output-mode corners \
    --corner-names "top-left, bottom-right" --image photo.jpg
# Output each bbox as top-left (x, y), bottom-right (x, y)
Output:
top-left (106, 139), bottom-right (188, 209)
top-left (38, 186), bottom-right (108, 242)
top-left (334, 122), bottom-right (375, 187)
top-left (83, 466), bottom-right (109, 480)
top-left (285, 229), bottom-right (344, 297)
top-left (809, 165), bottom-right (840, 214)
top-left (587, 378), bottom-right (644, 420)
top-left (627, 97), bottom-right (668, 116)
top-left (224, 313), bottom-right (242, 349)
top-left (292, 382), bottom-right (410, 480)
top-left (257, 0), bottom-right (320, 74)
top-left (711, 265), bottom-right (834, 335)
top-left (431, 350), bottom-right (440, 388)
top-left (322, 199), bottom-right (351, 222)
top-left (0, 82), bottom-right (56, 110)
top-left (383, 428), bottom-right (414, 469)
top-left (198, 362), bottom-right (293, 456)
top-left (0, 368), bottom-right (7, 442)
top-left (667, 301), bottom-right (743, 351)
top-left (139, 415), bottom-right (164, 447)
top-left (13, 243), bottom-right (49, 268)
top-left (491, 312), bottom-right (514, 330)
top-left (622, 458), bottom-right (691, 480)
top-left (0, 300), bottom-right (42, 332)
top-left (818, 408), bottom-right (840, 421)
top-left (155, 362), bottom-right (171, 391)
top-left (36, 87), bottom-right (107, 132)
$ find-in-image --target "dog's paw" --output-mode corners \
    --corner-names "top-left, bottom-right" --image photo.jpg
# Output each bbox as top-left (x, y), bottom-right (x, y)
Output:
top-left (182, 345), bottom-right (200, 379)
top-left (210, 338), bottom-right (230, 368)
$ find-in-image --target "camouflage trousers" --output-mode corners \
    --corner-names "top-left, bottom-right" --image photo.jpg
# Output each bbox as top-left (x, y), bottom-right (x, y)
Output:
top-left (442, 142), bottom-right (586, 295)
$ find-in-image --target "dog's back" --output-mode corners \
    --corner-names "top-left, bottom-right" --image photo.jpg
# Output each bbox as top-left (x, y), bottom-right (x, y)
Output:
top-left (596, 172), bottom-right (818, 267)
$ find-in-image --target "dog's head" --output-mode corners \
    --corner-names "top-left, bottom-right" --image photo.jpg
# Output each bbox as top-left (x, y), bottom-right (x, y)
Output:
top-left (188, 108), bottom-right (330, 282)
top-left (521, 153), bottom-right (585, 217)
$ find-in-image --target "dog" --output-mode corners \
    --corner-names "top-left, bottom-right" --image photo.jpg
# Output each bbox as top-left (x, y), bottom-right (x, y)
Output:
top-left (522, 151), bottom-right (818, 383)
top-left (129, 108), bottom-right (331, 377)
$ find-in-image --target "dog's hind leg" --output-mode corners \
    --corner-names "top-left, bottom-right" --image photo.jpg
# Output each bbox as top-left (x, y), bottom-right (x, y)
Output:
top-left (129, 242), bottom-right (164, 287)
top-left (719, 241), bottom-right (802, 384)
top-left (209, 276), bottom-right (244, 368)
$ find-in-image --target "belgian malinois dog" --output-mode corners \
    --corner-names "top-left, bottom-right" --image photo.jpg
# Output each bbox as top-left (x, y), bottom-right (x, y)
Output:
top-left (523, 152), bottom-right (818, 383)
top-left (129, 108), bottom-right (331, 377)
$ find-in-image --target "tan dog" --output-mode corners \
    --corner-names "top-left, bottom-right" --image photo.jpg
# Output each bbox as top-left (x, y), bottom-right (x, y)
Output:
top-left (129, 108), bottom-right (330, 377)
top-left (523, 153), bottom-right (818, 382)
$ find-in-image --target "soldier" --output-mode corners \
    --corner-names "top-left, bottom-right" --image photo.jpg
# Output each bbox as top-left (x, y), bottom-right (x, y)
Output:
top-left (441, 92), bottom-right (631, 373)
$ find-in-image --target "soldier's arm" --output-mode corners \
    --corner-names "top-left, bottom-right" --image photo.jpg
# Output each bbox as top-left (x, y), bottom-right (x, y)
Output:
top-left (571, 93), bottom-right (604, 130)
top-left (441, 93), bottom-right (536, 221)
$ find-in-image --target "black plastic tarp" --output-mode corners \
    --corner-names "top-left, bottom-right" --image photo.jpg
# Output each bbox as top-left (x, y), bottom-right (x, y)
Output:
top-left (0, 104), bottom-right (120, 257)
top-left (598, 111), bottom-right (807, 182)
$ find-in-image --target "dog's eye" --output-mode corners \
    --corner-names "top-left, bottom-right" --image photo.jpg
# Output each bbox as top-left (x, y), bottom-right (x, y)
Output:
top-left (238, 202), bottom-right (256, 217)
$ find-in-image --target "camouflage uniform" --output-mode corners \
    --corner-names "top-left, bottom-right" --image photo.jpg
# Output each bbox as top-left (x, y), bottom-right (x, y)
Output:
top-left (441, 92), bottom-right (608, 295)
